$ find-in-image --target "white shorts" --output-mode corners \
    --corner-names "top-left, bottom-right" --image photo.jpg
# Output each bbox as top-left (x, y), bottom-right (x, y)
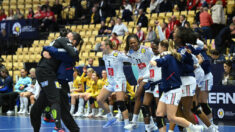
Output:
top-left (104, 79), bottom-right (126, 92)
top-left (181, 76), bottom-right (197, 97)
top-left (159, 88), bottom-right (182, 106)
top-left (145, 85), bottom-right (160, 98)
top-left (194, 66), bottom-right (205, 88)
top-left (201, 73), bottom-right (213, 91)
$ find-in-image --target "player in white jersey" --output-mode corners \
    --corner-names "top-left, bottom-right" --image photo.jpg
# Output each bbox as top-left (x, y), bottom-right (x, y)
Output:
top-left (124, 34), bottom-right (153, 128)
top-left (137, 39), bottom-right (161, 132)
top-left (96, 39), bottom-right (135, 130)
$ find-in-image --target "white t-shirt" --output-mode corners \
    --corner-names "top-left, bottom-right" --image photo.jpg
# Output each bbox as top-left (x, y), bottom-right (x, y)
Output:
top-left (112, 23), bottom-right (128, 36)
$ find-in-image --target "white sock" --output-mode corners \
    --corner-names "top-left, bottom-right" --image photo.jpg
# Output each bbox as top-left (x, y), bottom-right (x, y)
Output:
top-left (145, 124), bottom-right (151, 131)
top-left (19, 97), bottom-right (24, 111)
top-left (132, 114), bottom-right (138, 123)
top-left (70, 104), bottom-right (75, 113)
top-left (168, 130), bottom-right (174, 132)
top-left (107, 112), bottom-right (113, 120)
top-left (109, 105), bottom-right (113, 112)
top-left (23, 97), bottom-right (28, 111)
top-left (150, 116), bottom-right (155, 125)
top-left (92, 108), bottom-right (95, 115)
top-left (124, 119), bottom-right (129, 126)
top-left (87, 100), bottom-right (91, 113)
top-left (98, 108), bottom-right (103, 113)
top-left (118, 108), bottom-right (122, 115)
top-left (78, 98), bottom-right (84, 113)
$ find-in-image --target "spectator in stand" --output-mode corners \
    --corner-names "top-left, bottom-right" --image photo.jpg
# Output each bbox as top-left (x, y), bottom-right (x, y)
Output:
top-left (0, 68), bottom-right (13, 113)
top-left (210, 49), bottom-right (225, 64)
top-left (104, 19), bottom-right (115, 35)
top-left (89, 6), bottom-right (101, 24)
top-left (195, 7), bottom-right (203, 25)
top-left (180, 15), bottom-right (189, 27)
top-left (40, 7), bottom-right (55, 31)
top-left (110, 32), bottom-right (122, 50)
top-left (137, 9), bottom-right (148, 27)
top-left (41, 0), bottom-right (50, 11)
top-left (6, 9), bottom-right (14, 20)
top-left (52, 0), bottom-right (63, 22)
top-left (150, 0), bottom-right (163, 13)
top-left (134, 0), bottom-right (148, 15)
top-left (145, 26), bottom-right (157, 42)
top-left (192, 22), bottom-right (203, 37)
top-left (27, 8), bottom-right (34, 19)
top-left (184, 22), bottom-right (191, 28)
top-left (121, 1), bottom-right (133, 22)
top-left (13, 8), bottom-right (24, 20)
top-left (98, 21), bottom-right (108, 36)
top-left (211, 1), bottom-right (225, 37)
top-left (98, 0), bottom-right (108, 21)
top-left (200, 7), bottom-right (213, 40)
top-left (136, 25), bottom-right (145, 42)
top-left (87, 58), bottom-right (94, 68)
top-left (78, 0), bottom-right (93, 24)
top-left (168, 16), bottom-right (180, 32)
top-left (112, 17), bottom-right (129, 36)
top-left (0, 9), bottom-right (7, 21)
top-left (34, 6), bottom-right (42, 19)
top-left (177, 0), bottom-right (187, 11)
top-left (0, 57), bottom-right (5, 70)
top-left (215, 23), bottom-right (235, 54)
top-left (187, 0), bottom-right (200, 10)
top-left (159, 0), bottom-right (173, 13)
top-left (222, 61), bottom-right (235, 85)
top-left (158, 21), bottom-right (170, 40)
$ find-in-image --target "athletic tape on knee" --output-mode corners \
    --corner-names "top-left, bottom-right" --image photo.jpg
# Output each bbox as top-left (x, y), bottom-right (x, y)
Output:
top-left (140, 105), bottom-right (150, 118)
top-left (191, 102), bottom-right (202, 115)
top-left (116, 101), bottom-right (127, 112)
top-left (155, 116), bottom-right (166, 129)
top-left (200, 103), bottom-right (211, 115)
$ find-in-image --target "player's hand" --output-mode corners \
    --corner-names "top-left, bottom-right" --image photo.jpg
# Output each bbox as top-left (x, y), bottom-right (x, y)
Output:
top-left (19, 86), bottom-right (24, 90)
top-left (150, 61), bottom-right (157, 66)
top-left (137, 77), bottom-right (144, 84)
top-left (186, 49), bottom-right (192, 54)
top-left (43, 51), bottom-right (51, 59)
top-left (83, 66), bottom-right (87, 73)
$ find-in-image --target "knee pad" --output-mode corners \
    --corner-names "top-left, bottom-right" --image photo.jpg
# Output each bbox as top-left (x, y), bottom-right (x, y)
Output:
top-left (200, 103), bottom-right (211, 115)
top-left (155, 116), bottom-right (166, 129)
top-left (191, 102), bottom-right (202, 115)
top-left (141, 105), bottom-right (150, 118)
top-left (116, 101), bottom-right (127, 112)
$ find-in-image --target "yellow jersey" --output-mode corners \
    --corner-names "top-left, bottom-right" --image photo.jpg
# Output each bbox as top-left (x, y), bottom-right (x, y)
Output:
top-left (86, 79), bottom-right (103, 98)
top-left (126, 81), bottom-right (135, 98)
top-left (72, 76), bottom-right (84, 93)
top-left (80, 72), bottom-right (93, 91)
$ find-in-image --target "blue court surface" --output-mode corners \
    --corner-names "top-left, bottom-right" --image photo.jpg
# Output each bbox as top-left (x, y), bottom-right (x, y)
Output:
top-left (0, 115), bottom-right (234, 132)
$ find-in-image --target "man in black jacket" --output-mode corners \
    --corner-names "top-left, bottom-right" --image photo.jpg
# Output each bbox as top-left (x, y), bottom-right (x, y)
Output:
top-left (137, 9), bottom-right (148, 27)
top-left (30, 32), bottom-right (80, 132)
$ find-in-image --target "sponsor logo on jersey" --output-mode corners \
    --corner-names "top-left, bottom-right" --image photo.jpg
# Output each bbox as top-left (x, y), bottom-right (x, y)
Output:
top-left (141, 48), bottom-right (146, 53)
top-left (113, 52), bottom-right (118, 57)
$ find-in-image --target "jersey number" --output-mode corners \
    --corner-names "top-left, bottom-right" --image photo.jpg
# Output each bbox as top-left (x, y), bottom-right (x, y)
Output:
top-left (150, 69), bottom-right (155, 78)
top-left (108, 68), bottom-right (114, 76)
top-left (138, 63), bottom-right (146, 69)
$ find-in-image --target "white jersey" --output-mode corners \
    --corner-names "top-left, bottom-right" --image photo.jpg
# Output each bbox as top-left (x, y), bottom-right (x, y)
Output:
top-left (127, 45), bottom-right (153, 78)
top-left (103, 50), bottom-right (129, 83)
top-left (143, 55), bottom-right (162, 82)
top-left (192, 54), bottom-right (205, 87)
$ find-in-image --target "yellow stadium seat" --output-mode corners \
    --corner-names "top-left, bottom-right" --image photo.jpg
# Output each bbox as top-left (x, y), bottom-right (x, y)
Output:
top-left (13, 55), bottom-right (18, 62)
top-left (92, 31), bottom-right (98, 36)
top-left (82, 52), bottom-right (89, 58)
top-left (90, 52), bottom-right (95, 58)
top-left (173, 11), bottom-right (180, 17)
top-left (78, 60), bottom-right (85, 66)
top-left (89, 24), bottom-right (95, 30)
top-left (188, 10), bottom-right (195, 17)
top-left (35, 54), bottom-right (41, 62)
top-left (25, 0), bottom-right (32, 4)
top-left (1, 55), bottom-right (6, 60)
top-left (85, 44), bottom-right (92, 50)
top-left (2, 0), bottom-right (9, 6)
top-left (86, 31), bottom-right (92, 37)
top-left (23, 54), bottom-right (30, 62)
top-left (96, 37), bottom-right (102, 43)
top-left (180, 11), bottom-right (187, 16)
top-left (166, 12), bottom-right (173, 17)
top-left (45, 40), bottom-right (51, 46)
top-left (77, 25), bottom-right (82, 30)
top-left (158, 13), bottom-right (165, 19)
top-left (83, 25), bottom-right (89, 30)
top-left (93, 60), bottom-right (99, 66)
top-left (151, 13), bottom-right (157, 19)
top-left (18, 55), bottom-right (24, 62)
top-left (96, 24), bottom-right (101, 29)
top-left (96, 52), bottom-right (103, 58)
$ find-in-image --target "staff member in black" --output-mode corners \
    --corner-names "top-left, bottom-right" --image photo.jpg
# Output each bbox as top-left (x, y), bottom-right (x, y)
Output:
top-left (30, 32), bottom-right (80, 132)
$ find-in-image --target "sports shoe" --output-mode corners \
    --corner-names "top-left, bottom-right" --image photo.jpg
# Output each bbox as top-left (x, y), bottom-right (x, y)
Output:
top-left (73, 112), bottom-right (83, 117)
top-left (17, 109), bottom-right (23, 114)
top-left (189, 124), bottom-right (203, 132)
top-left (88, 113), bottom-right (95, 118)
top-left (6, 110), bottom-right (14, 115)
top-left (102, 114), bottom-right (107, 119)
top-left (95, 112), bottom-right (103, 117)
top-left (103, 118), bottom-right (117, 128)
top-left (149, 123), bottom-right (158, 131)
top-left (130, 121), bottom-right (138, 129)
top-left (124, 123), bottom-right (136, 130)
top-left (52, 127), bottom-right (65, 132)
top-left (84, 111), bottom-right (90, 117)
top-left (43, 117), bottom-right (55, 123)
top-left (208, 125), bottom-right (219, 132)
top-left (116, 114), bottom-right (123, 121)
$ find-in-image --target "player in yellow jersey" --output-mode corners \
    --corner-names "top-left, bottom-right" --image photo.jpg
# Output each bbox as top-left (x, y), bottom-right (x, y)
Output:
top-left (70, 69), bottom-right (84, 115)
top-left (74, 67), bottom-right (94, 117)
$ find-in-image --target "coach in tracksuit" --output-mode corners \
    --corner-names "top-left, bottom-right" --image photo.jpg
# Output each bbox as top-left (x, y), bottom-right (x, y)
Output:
top-left (30, 32), bottom-right (80, 132)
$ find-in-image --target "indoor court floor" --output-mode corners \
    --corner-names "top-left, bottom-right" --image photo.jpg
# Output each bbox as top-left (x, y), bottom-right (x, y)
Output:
top-left (0, 115), bottom-right (234, 132)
